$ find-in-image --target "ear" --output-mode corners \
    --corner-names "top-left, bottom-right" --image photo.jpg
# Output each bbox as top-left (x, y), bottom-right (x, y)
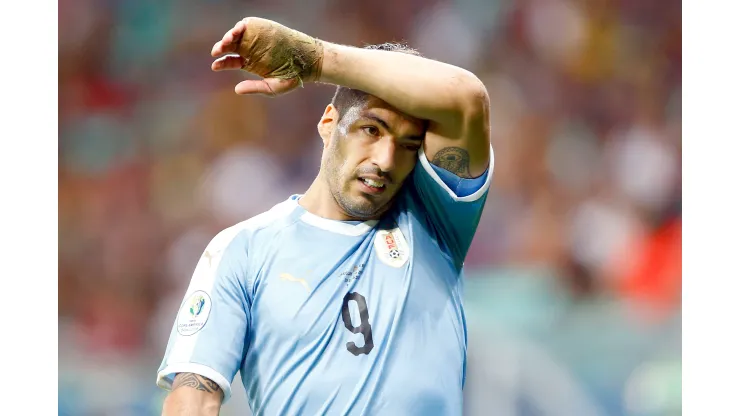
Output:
top-left (317, 104), bottom-right (338, 147)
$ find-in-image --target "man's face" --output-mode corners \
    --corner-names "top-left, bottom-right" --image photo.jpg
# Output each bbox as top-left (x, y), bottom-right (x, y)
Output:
top-left (320, 96), bottom-right (426, 220)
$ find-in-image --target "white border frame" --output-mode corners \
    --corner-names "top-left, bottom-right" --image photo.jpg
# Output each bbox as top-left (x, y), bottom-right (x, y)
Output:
top-left (683, 1), bottom-right (740, 414)
top-left (2, 0), bottom-right (59, 414)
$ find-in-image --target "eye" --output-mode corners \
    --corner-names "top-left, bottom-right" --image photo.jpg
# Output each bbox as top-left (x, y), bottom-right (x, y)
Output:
top-left (402, 144), bottom-right (421, 152)
top-left (361, 126), bottom-right (381, 137)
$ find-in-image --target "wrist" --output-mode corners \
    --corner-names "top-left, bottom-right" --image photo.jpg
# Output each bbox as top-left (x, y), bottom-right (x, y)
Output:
top-left (316, 42), bottom-right (347, 85)
top-left (306, 39), bottom-right (325, 83)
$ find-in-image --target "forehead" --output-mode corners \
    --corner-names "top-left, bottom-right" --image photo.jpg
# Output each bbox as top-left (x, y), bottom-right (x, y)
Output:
top-left (354, 96), bottom-right (426, 134)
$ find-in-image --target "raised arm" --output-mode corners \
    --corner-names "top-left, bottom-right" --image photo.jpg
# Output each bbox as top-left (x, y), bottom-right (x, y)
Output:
top-left (209, 17), bottom-right (491, 178)
top-left (162, 373), bottom-right (223, 416)
top-left (318, 44), bottom-right (491, 178)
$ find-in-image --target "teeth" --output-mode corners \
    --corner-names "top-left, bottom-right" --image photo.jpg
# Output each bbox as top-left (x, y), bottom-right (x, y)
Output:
top-left (362, 178), bottom-right (384, 188)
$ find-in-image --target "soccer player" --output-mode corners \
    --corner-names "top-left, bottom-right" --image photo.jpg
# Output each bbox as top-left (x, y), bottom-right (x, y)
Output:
top-left (157, 17), bottom-right (493, 416)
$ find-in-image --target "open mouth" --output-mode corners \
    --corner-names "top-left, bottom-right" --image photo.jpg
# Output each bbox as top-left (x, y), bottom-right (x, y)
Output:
top-left (358, 178), bottom-right (386, 194)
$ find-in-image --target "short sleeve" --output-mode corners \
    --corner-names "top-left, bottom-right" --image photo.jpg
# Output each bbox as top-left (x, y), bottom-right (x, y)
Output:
top-left (412, 145), bottom-right (494, 268)
top-left (156, 229), bottom-right (251, 403)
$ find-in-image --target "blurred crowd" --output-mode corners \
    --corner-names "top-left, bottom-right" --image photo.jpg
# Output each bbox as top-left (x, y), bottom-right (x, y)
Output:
top-left (59, 0), bottom-right (681, 414)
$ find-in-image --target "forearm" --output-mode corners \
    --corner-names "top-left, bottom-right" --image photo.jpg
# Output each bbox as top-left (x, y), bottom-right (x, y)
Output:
top-left (318, 43), bottom-right (486, 125)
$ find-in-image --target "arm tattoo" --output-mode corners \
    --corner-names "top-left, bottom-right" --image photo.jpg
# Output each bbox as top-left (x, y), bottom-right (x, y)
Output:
top-left (172, 373), bottom-right (221, 395)
top-left (431, 147), bottom-right (473, 178)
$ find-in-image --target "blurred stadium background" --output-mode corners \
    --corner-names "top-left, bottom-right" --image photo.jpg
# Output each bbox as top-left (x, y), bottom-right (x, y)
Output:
top-left (58, 0), bottom-right (681, 414)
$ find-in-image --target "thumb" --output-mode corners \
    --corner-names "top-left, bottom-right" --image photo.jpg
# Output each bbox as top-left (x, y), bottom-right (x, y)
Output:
top-left (234, 78), bottom-right (300, 97)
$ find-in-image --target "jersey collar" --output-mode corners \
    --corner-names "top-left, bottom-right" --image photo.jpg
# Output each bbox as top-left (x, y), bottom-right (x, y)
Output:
top-left (291, 195), bottom-right (379, 236)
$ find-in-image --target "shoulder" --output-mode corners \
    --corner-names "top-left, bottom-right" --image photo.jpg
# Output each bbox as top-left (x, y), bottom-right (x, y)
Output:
top-left (205, 197), bottom-right (300, 255)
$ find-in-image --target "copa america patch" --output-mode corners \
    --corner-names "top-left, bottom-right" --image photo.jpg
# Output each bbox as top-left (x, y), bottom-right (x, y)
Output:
top-left (374, 227), bottom-right (410, 268)
top-left (177, 290), bottom-right (212, 336)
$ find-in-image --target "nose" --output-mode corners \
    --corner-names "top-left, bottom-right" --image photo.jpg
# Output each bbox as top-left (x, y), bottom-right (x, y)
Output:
top-left (372, 137), bottom-right (397, 173)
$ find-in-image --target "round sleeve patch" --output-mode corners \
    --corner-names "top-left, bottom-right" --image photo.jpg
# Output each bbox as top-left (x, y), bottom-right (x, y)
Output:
top-left (177, 291), bottom-right (212, 336)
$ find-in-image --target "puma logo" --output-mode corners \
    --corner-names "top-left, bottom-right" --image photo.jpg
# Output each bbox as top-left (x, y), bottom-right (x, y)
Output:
top-left (203, 249), bottom-right (221, 267)
top-left (280, 273), bottom-right (310, 292)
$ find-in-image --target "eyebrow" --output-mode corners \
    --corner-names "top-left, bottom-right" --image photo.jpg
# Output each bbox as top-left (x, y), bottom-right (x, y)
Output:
top-left (358, 113), bottom-right (425, 141)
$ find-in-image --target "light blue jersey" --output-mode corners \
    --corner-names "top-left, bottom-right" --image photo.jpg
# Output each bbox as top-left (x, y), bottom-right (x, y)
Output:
top-left (157, 147), bottom-right (494, 415)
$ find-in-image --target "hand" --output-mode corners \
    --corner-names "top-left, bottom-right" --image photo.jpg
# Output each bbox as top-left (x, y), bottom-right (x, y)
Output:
top-left (210, 17), bottom-right (324, 97)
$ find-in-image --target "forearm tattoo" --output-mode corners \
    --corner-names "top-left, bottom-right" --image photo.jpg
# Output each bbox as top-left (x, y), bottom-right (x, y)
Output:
top-left (172, 373), bottom-right (221, 395)
top-left (431, 147), bottom-right (472, 178)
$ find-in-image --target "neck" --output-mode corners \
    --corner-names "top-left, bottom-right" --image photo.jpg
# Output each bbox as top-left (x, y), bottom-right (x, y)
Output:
top-left (300, 176), bottom-right (357, 221)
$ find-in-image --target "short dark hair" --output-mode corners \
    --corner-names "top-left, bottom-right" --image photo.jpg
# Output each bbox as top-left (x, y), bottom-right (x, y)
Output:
top-left (330, 43), bottom-right (423, 121)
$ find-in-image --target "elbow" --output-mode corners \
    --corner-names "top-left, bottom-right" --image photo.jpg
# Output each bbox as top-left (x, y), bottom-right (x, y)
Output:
top-left (443, 68), bottom-right (489, 118)
top-left (457, 74), bottom-right (490, 123)
top-left (465, 75), bottom-right (490, 114)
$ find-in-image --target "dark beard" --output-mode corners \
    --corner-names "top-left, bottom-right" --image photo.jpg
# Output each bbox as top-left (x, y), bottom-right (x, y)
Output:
top-left (329, 179), bottom-right (394, 220)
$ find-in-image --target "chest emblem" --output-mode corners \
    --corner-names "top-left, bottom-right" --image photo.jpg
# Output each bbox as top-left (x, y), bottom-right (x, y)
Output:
top-left (374, 227), bottom-right (410, 268)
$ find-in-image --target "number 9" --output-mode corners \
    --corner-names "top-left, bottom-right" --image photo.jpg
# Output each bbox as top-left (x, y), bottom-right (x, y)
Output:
top-left (341, 292), bottom-right (374, 356)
